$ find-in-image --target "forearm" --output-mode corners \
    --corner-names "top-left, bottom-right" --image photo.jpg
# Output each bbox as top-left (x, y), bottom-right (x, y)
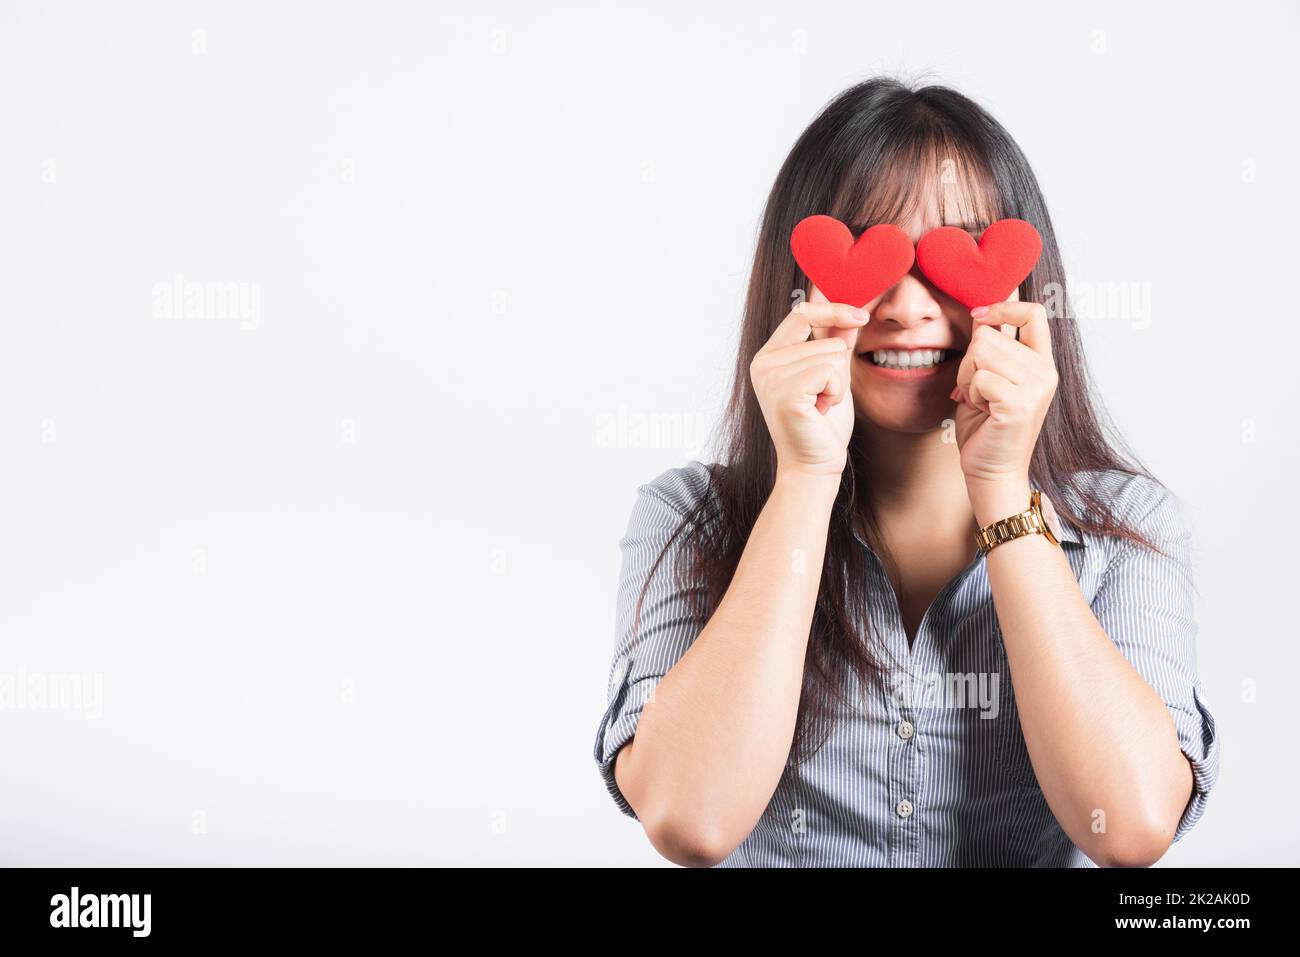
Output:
top-left (617, 469), bottom-right (840, 865)
top-left (975, 485), bottom-right (1193, 867)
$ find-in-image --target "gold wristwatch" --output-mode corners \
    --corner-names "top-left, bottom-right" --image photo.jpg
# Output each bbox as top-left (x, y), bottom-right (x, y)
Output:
top-left (974, 488), bottom-right (1063, 554)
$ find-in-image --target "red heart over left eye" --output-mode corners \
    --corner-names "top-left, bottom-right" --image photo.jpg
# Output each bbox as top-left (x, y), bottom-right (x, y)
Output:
top-left (790, 216), bottom-right (915, 309)
top-left (914, 219), bottom-right (1043, 309)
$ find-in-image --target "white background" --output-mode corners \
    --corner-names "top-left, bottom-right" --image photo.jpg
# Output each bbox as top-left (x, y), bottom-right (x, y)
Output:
top-left (1, 0), bottom-right (1294, 865)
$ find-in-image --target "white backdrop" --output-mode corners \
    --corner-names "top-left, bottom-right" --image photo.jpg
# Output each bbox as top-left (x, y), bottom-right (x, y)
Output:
top-left (1, 0), bottom-right (1294, 866)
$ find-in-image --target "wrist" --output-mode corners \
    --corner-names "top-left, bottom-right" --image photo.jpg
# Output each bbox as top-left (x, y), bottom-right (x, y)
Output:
top-left (773, 466), bottom-right (843, 506)
top-left (968, 477), bottom-right (1033, 527)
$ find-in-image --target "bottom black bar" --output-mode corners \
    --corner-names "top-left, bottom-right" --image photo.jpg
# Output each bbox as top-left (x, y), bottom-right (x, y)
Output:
top-left (0, 865), bottom-right (1285, 943)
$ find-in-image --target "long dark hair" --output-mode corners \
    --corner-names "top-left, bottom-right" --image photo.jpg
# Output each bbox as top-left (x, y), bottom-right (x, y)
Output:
top-left (635, 76), bottom-right (1161, 767)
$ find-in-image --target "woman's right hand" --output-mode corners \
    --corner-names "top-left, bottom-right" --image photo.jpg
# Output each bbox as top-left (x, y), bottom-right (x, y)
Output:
top-left (749, 300), bottom-right (868, 479)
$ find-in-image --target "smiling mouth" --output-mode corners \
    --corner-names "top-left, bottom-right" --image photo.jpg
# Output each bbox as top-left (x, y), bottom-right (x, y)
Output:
top-left (859, 348), bottom-right (962, 370)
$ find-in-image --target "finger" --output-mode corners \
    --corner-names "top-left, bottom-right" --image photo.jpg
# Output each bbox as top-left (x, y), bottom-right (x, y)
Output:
top-left (819, 321), bottom-right (864, 353)
top-left (783, 350), bottom-right (849, 392)
top-left (752, 336), bottom-right (850, 373)
top-left (807, 285), bottom-right (836, 341)
top-left (956, 323), bottom-right (1033, 390)
top-left (808, 286), bottom-right (832, 341)
top-left (970, 300), bottom-right (1052, 358)
top-left (807, 301), bottom-right (865, 351)
top-left (965, 368), bottom-right (1018, 421)
top-left (805, 287), bottom-right (865, 349)
top-left (788, 357), bottom-right (849, 411)
top-left (764, 300), bottom-right (869, 352)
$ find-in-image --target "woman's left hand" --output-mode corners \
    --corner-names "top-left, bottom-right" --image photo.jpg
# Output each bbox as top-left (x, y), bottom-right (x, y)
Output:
top-left (951, 300), bottom-right (1058, 524)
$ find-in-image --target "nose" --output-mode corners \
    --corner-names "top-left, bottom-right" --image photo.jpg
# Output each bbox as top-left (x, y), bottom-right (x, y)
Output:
top-left (871, 268), bottom-right (946, 329)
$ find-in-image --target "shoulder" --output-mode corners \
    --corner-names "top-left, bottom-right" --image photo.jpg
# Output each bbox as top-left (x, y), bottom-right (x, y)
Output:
top-left (1070, 468), bottom-right (1172, 513)
top-left (1064, 468), bottom-right (1190, 545)
top-left (618, 460), bottom-right (721, 567)
top-left (633, 459), bottom-right (720, 518)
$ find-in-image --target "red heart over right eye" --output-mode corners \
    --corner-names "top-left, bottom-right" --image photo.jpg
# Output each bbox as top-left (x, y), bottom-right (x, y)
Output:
top-left (790, 215), bottom-right (915, 309)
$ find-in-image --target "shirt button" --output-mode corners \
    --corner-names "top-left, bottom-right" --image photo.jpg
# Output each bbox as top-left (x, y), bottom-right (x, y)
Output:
top-left (896, 720), bottom-right (914, 741)
top-left (896, 799), bottom-right (914, 819)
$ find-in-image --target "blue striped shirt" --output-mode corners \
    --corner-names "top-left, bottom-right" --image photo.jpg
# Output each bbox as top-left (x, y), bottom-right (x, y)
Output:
top-left (593, 460), bottom-right (1220, 866)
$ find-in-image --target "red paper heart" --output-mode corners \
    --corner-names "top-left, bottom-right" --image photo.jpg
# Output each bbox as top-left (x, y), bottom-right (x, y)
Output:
top-left (790, 216), bottom-right (915, 308)
top-left (914, 219), bottom-right (1043, 309)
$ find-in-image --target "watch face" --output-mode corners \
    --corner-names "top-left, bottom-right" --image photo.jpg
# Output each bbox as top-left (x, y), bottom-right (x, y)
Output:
top-left (1038, 491), bottom-right (1065, 542)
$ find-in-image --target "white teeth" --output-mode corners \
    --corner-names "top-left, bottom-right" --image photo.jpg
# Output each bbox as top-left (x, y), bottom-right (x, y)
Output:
top-left (871, 349), bottom-right (946, 369)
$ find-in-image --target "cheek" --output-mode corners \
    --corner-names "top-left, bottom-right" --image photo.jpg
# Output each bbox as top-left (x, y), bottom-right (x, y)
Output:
top-left (849, 361), bottom-right (873, 398)
top-left (953, 312), bottom-right (975, 340)
top-left (808, 283), bottom-right (889, 312)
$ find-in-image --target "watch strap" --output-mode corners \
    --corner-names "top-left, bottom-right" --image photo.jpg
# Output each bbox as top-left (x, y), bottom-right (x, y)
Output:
top-left (974, 489), bottom-right (1059, 554)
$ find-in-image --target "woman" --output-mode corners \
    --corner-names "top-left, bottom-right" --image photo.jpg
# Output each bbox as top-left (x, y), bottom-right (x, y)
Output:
top-left (592, 77), bottom-right (1219, 867)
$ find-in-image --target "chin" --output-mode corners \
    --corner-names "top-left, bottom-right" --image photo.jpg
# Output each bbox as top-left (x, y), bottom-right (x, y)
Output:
top-left (853, 398), bottom-right (952, 434)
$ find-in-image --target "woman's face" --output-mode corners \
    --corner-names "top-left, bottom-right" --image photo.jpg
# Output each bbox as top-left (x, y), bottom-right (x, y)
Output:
top-left (809, 195), bottom-right (1016, 434)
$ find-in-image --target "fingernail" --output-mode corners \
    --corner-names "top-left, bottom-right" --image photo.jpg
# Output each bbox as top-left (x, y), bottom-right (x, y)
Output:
top-left (948, 385), bottom-right (960, 401)
top-left (852, 308), bottom-right (870, 322)
top-left (970, 306), bottom-right (989, 318)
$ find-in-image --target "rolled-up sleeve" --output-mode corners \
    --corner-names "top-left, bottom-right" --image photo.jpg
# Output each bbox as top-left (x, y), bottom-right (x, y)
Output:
top-left (1088, 477), bottom-right (1220, 846)
top-left (593, 464), bottom-right (711, 821)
